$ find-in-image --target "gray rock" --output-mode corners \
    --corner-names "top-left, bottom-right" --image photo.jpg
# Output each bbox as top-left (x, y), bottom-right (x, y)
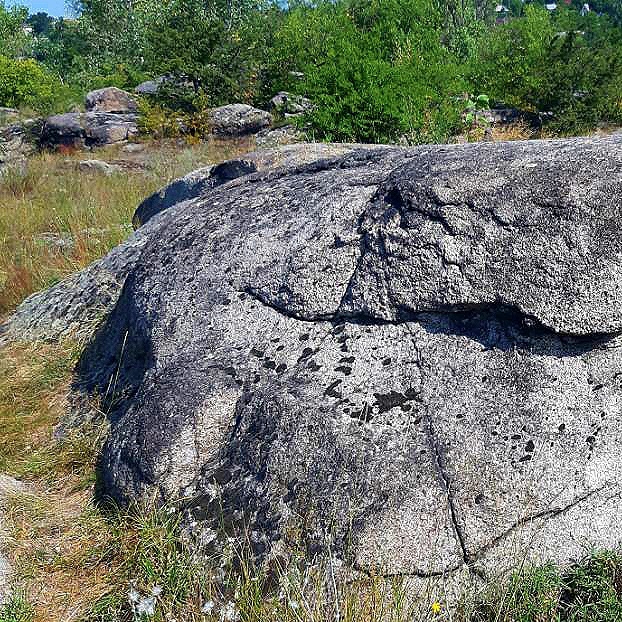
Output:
top-left (135, 78), bottom-right (164, 96)
top-left (0, 119), bottom-right (43, 169)
top-left (41, 112), bottom-right (138, 149)
top-left (78, 159), bottom-right (121, 175)
top-left (0, 144), bottom-right (369, 344)
top-left (0, 108), bottom-right (19, 127)
top-left (85, 87), bottom-right (138, 114)
top-left (255, 124), bottom-right (305, 148)
top-left (209, 104), bottom-right (272, 136)
top-left (133, 160), bottom-right (257, 229)
top-left (134, 143), bottom-right (391, 228)
top-left (268, 91), bottom-right (314, 116)
top-left (73, 134), bottom-right (622, 585)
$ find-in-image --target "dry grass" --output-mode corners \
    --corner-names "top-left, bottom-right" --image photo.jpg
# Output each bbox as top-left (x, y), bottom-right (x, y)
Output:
top-left (0, 138), bottom-right (255, 316)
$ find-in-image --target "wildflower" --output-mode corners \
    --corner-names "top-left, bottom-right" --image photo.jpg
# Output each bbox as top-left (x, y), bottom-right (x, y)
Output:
top-left (289, 600), bottom-right (300, 610)
top-left (128, 588), bottom-right (141, 604)
top-left (431, 601), bottom-right (442, 615)
top-left (136, 595), bottom-right (157, 617)
top-left (220, 601), bottom-right (240, 622)
top-left (151, 585), bottom-right (163, 597)
top-left (201, 600), bottom-right (215, 614)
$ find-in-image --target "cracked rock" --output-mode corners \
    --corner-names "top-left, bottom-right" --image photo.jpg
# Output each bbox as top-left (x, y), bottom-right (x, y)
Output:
top-left (71, 135), bottom-right (622, 582)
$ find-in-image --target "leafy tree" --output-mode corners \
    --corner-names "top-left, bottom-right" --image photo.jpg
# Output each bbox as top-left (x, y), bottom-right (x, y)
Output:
top-left (145, 0), bottom-right (274, 108)
top-left (268, 0), bottom-right (465, 143)
top-left (27, 11), bottom-right (55, 35)
top-left (0, 55), bottom-right (56, 109)
top-left (0, 1), bottom-right (31, 58)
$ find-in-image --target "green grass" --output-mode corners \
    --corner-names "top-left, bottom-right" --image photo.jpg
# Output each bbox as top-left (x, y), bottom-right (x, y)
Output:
top-left (0, 590), bottom-right (35, 622)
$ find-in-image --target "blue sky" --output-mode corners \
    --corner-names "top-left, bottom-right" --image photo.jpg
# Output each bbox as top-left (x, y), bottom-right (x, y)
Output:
top-left (9, 0), bottom-right (68, 16)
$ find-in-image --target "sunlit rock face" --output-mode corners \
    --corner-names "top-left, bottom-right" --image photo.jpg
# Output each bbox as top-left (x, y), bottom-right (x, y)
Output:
top-left (77, 135), bottom-right (622, 580)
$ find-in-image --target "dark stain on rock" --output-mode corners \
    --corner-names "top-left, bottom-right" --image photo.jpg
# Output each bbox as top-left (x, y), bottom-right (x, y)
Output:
top-left (324, 380), bottom-right (343, 398)
top-left (373, 388), bottom-right (419, 414)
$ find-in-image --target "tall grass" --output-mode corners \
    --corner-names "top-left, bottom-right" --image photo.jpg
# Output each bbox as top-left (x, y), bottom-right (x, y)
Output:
top-left (0, 139), bottom-right (253, 317)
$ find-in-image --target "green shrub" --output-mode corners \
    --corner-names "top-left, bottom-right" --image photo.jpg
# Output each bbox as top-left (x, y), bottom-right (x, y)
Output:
top-left (266, 0), bottom-right (465, 144)
top-left (0, 56), bottom-right (57, 112)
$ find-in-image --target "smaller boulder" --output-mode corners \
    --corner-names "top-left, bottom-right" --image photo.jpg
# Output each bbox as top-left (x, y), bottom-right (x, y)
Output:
top-left (40, 113), bottom-right (84, 149)
top-left (135, 78), bottom-right (164, 96)
top-left (269, 91), bottom-right (314, 116)
top-left (209, 104), bottom-right (272, 137)
top-left (255, 124), bottom-right (304, 148)
top-left (78, 159), bottom-right (121, 176)
top-left (83, 112), bottom-right (138, 146)
top-left (85, 87), bottom-right (138, 114)
top-left (41, 112), bottom-right (138, 150)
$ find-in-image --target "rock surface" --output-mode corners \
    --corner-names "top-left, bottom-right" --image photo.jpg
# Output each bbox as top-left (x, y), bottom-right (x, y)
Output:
top-left (85, 87), bottom-right (138, 114)
top-left (72, 135), bottom-right (622, 582)
top-left (0, 144), bottom-right (369, 343)
top-left (0, 119), bottom-right (43, 170)
top-left (209, 104), bottom-right (272, 136)
top-left (269, 91), bottom-right (314, 116)
top-left (78, 159), bottom-right (121, 175)
top-left (41, 112), bottom-right (139, 150)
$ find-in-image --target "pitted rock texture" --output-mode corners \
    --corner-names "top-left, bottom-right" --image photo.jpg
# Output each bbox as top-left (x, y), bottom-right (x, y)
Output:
top-left (77, 135), bottom-right (622, 579)
top-left (209, 104), bottom-right (272, 136)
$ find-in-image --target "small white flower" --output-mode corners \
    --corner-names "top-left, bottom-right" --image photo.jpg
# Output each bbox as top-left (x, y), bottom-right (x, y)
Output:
top-left (289, 600), bottom-right (299, 610)
top-left (151, 585), bottom-right (163, 596)
top-left (136, 595), bottom-right (157, 617)
top-left (128, 588), bottom-right (141, 604)
top-left (201, 600), bottom-right (215, 614)
top-left (220, 601), bottom-right (240, 622)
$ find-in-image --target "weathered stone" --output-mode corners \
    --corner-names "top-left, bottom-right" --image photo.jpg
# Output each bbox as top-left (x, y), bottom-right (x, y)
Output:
top-left (135, 79), bottom-right (163, 96)
top-left (134, 143), bottom-right (389, 228)
top-left (255, 124), bottom-right (304, 148)
top-left (85, 87), bottom-right (138, 114)
top-left (133, 160), bottom-right (257, 229)
top-left (1, 145), bottom-right (369, 344)
top-left (209, 104), bottom-right (272, 136)
top-left (69, 135), bottom-right (622, 586)
top-left (78, 159), bottom-right (121, 175)
top-left (269, 91), bottom-right (314, 116)
top-left (40, 112), bottom-right (138, 149)
top-left (0, 119), bottom-right (43, 169)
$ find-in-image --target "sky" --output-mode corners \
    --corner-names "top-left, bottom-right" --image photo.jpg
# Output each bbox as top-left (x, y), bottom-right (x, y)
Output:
top-left (9, 0), bottom-right (68, 16)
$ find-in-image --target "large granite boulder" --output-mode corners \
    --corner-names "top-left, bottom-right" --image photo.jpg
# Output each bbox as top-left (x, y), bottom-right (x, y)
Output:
top-left (85, 87), bottom-right (138, 114)
top-left (40, 112), bottom-right (139, 150)
top-left (209, 104), bottom-right (272, 136)
top-left (72, 135), bottom-right (622, 585)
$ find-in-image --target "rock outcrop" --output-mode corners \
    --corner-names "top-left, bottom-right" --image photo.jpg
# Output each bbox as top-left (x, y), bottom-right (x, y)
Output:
top-left (209, 104), bottom-right (272, 136)
top-left (70, 135), bottom-right (622, 583)
top-left (40, 112), bottom-right (139, 150)
top-left (269, 91), bottom-right (314, 117)
top-left (85, 87), bottom-right (138, 114)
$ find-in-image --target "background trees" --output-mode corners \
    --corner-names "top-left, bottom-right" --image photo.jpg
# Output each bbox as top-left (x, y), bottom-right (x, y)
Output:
top-left (1, 0), bottom-right (622, 142)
